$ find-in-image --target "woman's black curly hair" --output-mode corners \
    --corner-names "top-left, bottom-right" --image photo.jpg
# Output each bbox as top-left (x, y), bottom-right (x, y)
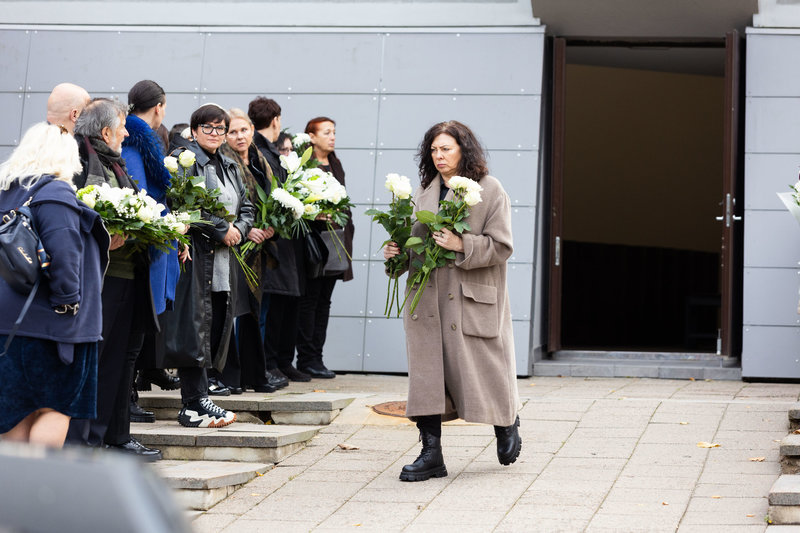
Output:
top-left (416, 120), bottom-right (488, 188)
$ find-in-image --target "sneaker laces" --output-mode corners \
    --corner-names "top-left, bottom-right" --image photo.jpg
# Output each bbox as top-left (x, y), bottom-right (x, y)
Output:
top-left (200, 397), bottom-right (228, 417)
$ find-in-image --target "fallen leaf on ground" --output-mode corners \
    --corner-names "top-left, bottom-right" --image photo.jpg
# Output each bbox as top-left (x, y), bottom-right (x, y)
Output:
top-left (690, 377), bottom-right (696, 381)
top-left (313, 389), bottom-right (326, 393)
top-left (793, 429), bottom-right (800, 434)
top-left (749, 457), bottom-right (766, 462)
top-left (338, 443), bottom-right (360, 450)
top-left (529, 383), bottom-right (536, 386)
top-left (711, 495), bottom-right (721, 499)
top-left (746, 514), bottom-right (755, 517)
top-left (251, 493), bottom-right (262, 497)
top-left (679, 422), bottom-right (689, 425)
top-left (697, 441), bottom-right (720, 448)
top-left (662, 502), bottom-right (669, 506)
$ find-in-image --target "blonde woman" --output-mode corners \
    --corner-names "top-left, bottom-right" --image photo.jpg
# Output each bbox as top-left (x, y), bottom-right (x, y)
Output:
top-left (0, 123), bottom-right (110, 447)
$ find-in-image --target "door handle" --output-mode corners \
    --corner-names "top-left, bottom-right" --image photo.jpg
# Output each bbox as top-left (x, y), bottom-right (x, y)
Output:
top-left (714, 194), bottom-right (740, 227)
top-left (554, 236), bottom-right (561, 267)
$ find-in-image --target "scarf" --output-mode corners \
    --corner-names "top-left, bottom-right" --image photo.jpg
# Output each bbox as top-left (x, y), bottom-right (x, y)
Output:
top-left (122, 114), bottom-right (171, 200)
top-left (80, 135), bottom-right (135, 190)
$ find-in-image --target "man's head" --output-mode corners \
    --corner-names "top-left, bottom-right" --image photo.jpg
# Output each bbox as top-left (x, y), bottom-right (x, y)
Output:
top-left (74, 98), bottom-right (129, 153)
top-left (46, 83), bottom-right (91, 134)
top-left (247, 97), bottom-right (281, 140)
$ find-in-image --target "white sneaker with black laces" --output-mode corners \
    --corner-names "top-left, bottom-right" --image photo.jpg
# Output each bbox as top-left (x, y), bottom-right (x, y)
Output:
top-left (178, 397), bottom-right (236, 428)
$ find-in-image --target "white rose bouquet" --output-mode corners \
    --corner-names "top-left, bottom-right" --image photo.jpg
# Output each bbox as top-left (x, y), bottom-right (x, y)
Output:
top-left (404, 176), bottom-right (483, 314)
top-left (164, 152), bottom-right (234, 223)
top-left (76, 184), bottom-right (193, 253)
top-left (365, 173), bottom-right (415, 317)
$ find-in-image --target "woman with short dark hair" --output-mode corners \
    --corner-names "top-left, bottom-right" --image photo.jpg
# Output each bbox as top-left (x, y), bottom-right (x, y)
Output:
top-left (384, 120), bottom-right (521, 481)
top-left (161, 103), bottom-right (254, 428)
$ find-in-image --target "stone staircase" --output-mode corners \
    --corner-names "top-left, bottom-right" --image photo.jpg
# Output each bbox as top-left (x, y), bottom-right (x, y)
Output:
top-left (135, 390), bottom-right (357, 511)
top-left (768, 404), bottom-right (800, 524)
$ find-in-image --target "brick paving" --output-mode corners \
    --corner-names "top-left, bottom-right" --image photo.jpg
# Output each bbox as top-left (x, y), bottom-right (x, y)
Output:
top-left (191, 375), bottom-right (800, 532)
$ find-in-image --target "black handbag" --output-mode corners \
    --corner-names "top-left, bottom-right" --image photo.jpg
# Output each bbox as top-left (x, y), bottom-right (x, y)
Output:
top-left (320, 228), bottom-right (349, 277)
top-left (304, 228), bottom-right (328, 279)
top-left (0, 198), bottom-right (49, 356)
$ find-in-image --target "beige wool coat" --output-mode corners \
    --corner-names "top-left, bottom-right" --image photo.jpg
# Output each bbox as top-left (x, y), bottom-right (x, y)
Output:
top-left (401, 174), bottom-right (520, 427)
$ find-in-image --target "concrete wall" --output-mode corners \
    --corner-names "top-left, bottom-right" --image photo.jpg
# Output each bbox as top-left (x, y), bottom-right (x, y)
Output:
top-left (742, 28), bottom-right (800, 378)
top-left (0, 26), bottom-right (545, 375)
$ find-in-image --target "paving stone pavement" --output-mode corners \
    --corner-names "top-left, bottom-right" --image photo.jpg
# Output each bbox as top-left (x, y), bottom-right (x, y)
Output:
top-left (189, 375), bottom-right (800, 532)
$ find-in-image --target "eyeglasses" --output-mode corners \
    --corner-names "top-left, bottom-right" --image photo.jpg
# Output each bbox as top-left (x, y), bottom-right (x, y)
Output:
top-left (200, 124), bottom-right (227, 135)
top-left (278, 147), bottom-right (292, 155)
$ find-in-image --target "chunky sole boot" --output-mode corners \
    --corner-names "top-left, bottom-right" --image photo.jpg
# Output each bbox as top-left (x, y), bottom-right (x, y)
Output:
top-left (399, 431), bottom-right (448, 482)
top-left (495, 415), bottom-right (522, 466)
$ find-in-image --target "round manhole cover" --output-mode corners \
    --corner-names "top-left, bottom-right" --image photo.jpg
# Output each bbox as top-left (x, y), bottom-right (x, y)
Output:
top-left (371, 401), bottom-right (408, 418)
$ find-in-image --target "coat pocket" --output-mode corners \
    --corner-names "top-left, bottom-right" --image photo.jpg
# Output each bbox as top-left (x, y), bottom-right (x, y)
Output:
top-left (461, 281), bottom-right (499, 338)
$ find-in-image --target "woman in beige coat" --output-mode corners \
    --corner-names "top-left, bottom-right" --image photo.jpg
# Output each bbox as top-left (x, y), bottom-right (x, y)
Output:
top-left (384, 121), bottom-right (521, 482)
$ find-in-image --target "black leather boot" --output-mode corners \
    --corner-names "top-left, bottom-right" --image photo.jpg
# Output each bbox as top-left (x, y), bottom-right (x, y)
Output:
top-left (136, 369), bottom-right (181, 391)
top-left (494, 415), bottom-right (522, 465)
top-left (399, 430), bottom-right (448, 482)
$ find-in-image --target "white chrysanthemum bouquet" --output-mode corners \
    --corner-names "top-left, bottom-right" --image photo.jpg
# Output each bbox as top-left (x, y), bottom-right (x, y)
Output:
top-left (76, 183), bottom-right (195, 253)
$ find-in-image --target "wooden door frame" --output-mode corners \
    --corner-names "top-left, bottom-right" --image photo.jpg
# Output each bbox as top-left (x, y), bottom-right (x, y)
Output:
top-left (545, 36), bottom-right (743, 355)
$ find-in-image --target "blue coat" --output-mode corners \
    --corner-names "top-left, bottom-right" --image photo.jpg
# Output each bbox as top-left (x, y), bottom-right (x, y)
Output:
top-left (121, 115), bottom-right (180, 315)
top-left (0, 177), bottom-right (109, 361)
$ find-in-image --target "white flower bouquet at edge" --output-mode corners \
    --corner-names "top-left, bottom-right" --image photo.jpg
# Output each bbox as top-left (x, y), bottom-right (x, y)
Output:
top-left (77, 183), bottom-right (196, 253)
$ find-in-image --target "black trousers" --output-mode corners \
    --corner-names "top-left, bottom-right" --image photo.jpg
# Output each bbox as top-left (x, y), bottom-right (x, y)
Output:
top-left (265, 294), bottom-right (300, 369)
top-left (209, 291), bottom-right (239, 386)
top-left (66, 276), bottom-right (136, 447)
top-left (295, 276), bottom-right (337, 368)
top-left (178, 366), bottom-right (207, 405)
top-left (416, 414), bottom-right (442, 438)
top-left (235, 313), bottom-right (269, 387)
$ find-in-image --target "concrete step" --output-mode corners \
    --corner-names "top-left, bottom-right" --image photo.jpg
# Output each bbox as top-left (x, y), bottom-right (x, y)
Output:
top-left (789, 403), bottom-right (800, 430)
top-left (138, 391), bottom-right (355, 425)
top-left (768, 475), bottom-right (800, 524)
top-left (153, 460), bottom-right (272, 511)
top-left (780, 435), bottom-right (800, 474)
top-left (131, 421), bottom-right (320, 463)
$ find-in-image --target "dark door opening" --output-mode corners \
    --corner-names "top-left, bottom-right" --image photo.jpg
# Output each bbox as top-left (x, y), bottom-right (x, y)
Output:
top-left (547, 38), bottom-right (742, 354)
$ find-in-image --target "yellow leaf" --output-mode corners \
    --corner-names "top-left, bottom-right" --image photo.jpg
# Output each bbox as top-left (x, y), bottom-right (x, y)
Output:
top-left (251, 493), bottom-right (262, 497)
top-left (746, 514), bottom-right (755, 518)
top-left (793, 429), bottom-right (800, 434)
top-left (679, 422), bottom-right (689, 425)
top-left (697, 441), bottom-right (720, 448)
top-left (662, 502), bottom-right (669, 506)
top-left (711, 495), bottom-right (721, 499)
top-left (689, 377), bottom-right (696, 381)
top-left (353, 524), bottom-right (362, 527)
top-left (338, 443), bottom-right (360, 451)
top-left (313, 389), bottom-right (326, 393)
top-left (749, 457), bottom-right (766, 462)
top-left (529, 383), bottom-right (536, 386)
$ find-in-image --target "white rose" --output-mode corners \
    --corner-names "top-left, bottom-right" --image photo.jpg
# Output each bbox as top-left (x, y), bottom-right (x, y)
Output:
top-left (448, 176), bottom-right (471, 192)
top-left (463, 190), bottom-right (482, 207)
top-left (81, 194), bottom-right (96, 209)
top-left (386, 173), bottom-right (412, 200)
top-left (304, 204), bottom-right (320, 217)
top-left (272, 188), bottom-right (305, 220)
top-left (137, 206), bottom-right (153, 223)
top-left (292, 133), bottom-right (311, 148)
top-left (178, 150), bottom-right (196, 168)
top-left (163, 156), bottom-right (179, 174)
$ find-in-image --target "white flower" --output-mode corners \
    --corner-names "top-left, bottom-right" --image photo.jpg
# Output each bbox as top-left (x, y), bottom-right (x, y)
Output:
top-left (463, 190), bottom-right (482, 207)
top-left (96, 184), bottom-right (128, 207)
top-left (292, 133), bottom-right (311, 148)
top-left (81, 193), bottom-right (96, 209)
top-left (385, 173), bottom-right (412, 200)
top-left (272, 188), bottom-right (305, 219)
top-left (280, 152), bottom-right (302, 174)
top-left (163, 156), bottom-right (179, 174)
top-left (137, 206), bottom-right (154, 223)
top-left (178, 150), bottom-right (196, 168)
top-left (304, 204), bottom-right (320, 217)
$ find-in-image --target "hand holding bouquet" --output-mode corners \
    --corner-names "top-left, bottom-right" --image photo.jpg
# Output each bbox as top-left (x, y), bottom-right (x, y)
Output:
top-left (164, 151), bottom-right (234, 223)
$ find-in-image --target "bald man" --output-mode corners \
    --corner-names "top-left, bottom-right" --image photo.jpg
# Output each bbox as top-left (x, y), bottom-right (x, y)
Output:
top-left (46, 83), bottom-right (90, 134)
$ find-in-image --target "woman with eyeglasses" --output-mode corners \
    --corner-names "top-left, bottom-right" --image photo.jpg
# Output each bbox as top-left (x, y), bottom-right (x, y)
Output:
top-left (160, 103), bottom-right (254, 428)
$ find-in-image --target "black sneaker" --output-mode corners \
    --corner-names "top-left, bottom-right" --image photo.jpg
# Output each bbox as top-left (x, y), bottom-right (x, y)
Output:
top-left (178, 397), bottom-right (236, 428)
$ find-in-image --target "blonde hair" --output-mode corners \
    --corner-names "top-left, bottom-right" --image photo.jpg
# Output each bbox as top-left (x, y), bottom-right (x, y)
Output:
top-left (228, 107), bottom-right (253, 126)
top-left (0, 122), bottom-right (81, 191)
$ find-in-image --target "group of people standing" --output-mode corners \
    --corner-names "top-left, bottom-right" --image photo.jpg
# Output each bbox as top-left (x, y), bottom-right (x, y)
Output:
top-left (0, 81), bottom-right (353, 459)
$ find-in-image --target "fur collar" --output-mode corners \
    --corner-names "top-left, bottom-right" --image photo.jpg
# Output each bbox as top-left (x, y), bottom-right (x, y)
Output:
top-left (122, 114), bottom-right (171, 198)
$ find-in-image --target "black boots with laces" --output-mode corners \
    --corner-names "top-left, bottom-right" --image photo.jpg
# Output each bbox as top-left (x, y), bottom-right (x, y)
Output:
top-left (494, 415), bottom-right (522, 465)
top-left (399, 429), bottom-right (448, 482)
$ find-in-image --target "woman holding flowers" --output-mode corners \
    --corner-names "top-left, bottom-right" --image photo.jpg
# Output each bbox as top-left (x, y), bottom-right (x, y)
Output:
top-left (383, 121), bottom-right (521, 481)
top-left (161, 103), bottom-right (253, 428)
top-left (0, 123), bottom-right (109, 447)
top-left (294, 117), bottom-right (354, 379)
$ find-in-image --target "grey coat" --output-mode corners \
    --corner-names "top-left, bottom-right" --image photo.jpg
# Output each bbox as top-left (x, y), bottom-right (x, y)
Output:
top-left (401, 175), bottom-right (520, 427)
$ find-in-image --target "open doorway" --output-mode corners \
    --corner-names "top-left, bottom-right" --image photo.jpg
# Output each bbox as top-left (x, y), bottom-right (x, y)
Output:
top-left (552, 41), bottom-right (730, 353)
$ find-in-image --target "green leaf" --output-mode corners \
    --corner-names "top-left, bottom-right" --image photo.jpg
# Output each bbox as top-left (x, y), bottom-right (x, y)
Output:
top-left (405, 236), bottom-right (423, 247)
top-left (299, 146), bottom-right (314, 168)
top-left (415, 210), bottom-right (437, 225)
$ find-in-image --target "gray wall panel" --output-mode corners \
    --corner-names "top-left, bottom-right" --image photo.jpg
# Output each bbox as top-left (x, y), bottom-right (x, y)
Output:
top-left (746, 34), bottom-right (800, 98)
top-left (0, 93), bottom-right (25, 146)
top-left (26, 31), bottom-right (204, 93)
top-left (745, 96), bottom-right (800, 154)
top-left (324, 317), bottom-right (365, 372)
top-left (382, 33), bottom-right (543, 95)
top-left (373, 150), bottom-right (421, 205)
top-left (377, 95), bottom-right (541, 150)
top-left (335, 149), bottom-right (376, 205)
top-left (512, 321), bottom-right (531, 376)
top-left (0, 30), bottom-right (30, 92)
top-left (508, 263), bottom-right (533, 320)
top-left (0, 147), bottom-right (13, 163)
top-left (742, 267), bottom-right (800, 326)
top-left (330, 260), bottom-right (369, 317)
top-left (363, 318), bottom-right (408, 373)
top-left (160, 93), bottom-right (203, 134)
top-left (745, 153), bottom-right (800, 210)
top-left (488, 151), bottom-right (539, 206)
top-left (350, 204), bottom-right (373, 262)
top-left (743, 210), bottom-right (800, 268)
top-left (510, 207), bottom-right (535, 263)
top-left (742, 325), bottom-right (800, 378)
top-left (202, 33), bottom-right (382, 94)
